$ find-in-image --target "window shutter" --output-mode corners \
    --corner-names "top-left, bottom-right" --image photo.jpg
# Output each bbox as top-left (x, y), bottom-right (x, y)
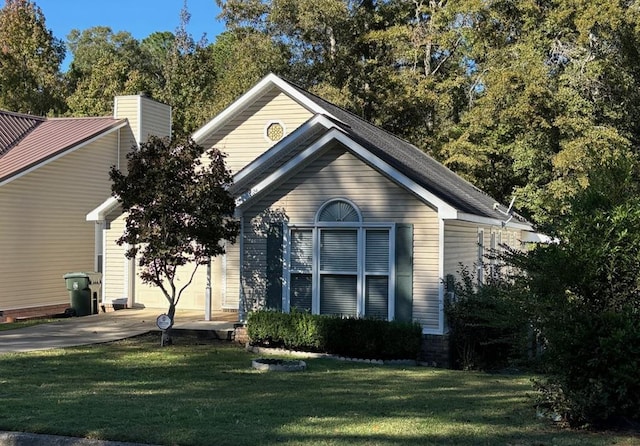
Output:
top-left (395, 224), bottom-right (413, 322)
top-left (266, 222), bottom-right (283, 310)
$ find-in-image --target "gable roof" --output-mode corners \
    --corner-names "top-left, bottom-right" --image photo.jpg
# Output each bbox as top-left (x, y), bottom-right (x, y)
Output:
top-left (220, 74), bottom-right (530, 229)
top-left (0, 110), bottom-right (44, 156)
top-left (0, 113), bottom-right (126, 185)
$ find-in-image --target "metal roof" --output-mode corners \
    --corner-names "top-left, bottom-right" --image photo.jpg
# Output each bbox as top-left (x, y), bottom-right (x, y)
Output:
top-left (0, 110), bottom-right (44, 156)
top-left (0, 114), bottom-right (125, 183)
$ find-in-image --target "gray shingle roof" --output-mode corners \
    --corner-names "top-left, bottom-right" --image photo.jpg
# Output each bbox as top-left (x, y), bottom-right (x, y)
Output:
top-left (285, 81), bottom-right (525, 222)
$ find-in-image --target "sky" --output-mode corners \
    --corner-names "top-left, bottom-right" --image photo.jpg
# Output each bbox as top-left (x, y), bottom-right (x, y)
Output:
top-left (36, 0), bottom-right (226, 67)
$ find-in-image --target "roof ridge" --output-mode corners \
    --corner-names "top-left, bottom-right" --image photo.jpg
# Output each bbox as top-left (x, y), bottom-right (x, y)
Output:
top-left (0, 109), bottom-right (46, 121)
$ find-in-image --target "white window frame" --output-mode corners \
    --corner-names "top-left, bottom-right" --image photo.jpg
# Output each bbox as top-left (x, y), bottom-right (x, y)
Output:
top-left (282, 199), bottom-right (395, 319)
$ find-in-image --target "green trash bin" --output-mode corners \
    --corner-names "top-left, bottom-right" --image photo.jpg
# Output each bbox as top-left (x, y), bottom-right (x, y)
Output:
top-left (63, 272), bottom-right (92, 316)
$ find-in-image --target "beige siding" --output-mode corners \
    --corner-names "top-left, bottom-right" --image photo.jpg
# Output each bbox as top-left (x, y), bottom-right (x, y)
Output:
top-left (140, 96), bottom-right (171, 141)
top-left (114, 95), bottom-right (171, 148)
top-left (443, 221), bottom-right (523, 283)
top-left (103, 212), bottom-right (128, 303)
top-left (242, 144), bottom-right (441, 329)
top-left (0, 133), bottom-right (120, 311)
top-left (200, 87), bottom-right (313, 175)
top-left (132, 244), bottom-right (238, 312)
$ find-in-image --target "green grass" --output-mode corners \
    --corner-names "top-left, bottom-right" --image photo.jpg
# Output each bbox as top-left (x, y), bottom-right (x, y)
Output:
top-left (0, 333), bottom-right (637, 446)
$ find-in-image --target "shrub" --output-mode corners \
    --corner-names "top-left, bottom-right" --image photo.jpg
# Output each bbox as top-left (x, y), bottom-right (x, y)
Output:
top-left (534, 307), bottom-right (640, 427)
top-left (247, 310), bottom-right (422, 360)
top-left (445, 269), bottom-right (532, 371)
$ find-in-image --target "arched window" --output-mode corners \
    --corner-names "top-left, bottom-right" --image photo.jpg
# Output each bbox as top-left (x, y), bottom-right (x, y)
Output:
top-left (317, 199), bottom-right (361, 223)
top-left (287, 199), bottom-right (393, 320)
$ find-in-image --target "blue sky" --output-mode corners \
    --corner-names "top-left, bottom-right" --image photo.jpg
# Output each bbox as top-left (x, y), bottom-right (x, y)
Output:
top-left (37, 0), bottom-right (226, 65)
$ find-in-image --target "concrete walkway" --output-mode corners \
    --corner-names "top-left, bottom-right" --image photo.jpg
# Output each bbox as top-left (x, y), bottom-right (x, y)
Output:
top-left (0, 307), bottom-right (238, 354)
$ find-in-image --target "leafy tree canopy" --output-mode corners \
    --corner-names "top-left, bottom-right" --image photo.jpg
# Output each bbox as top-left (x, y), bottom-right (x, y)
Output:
top-left (110, 137), bottom-right (239, 344)
top-left (0, 0), bottom-right (65, 115)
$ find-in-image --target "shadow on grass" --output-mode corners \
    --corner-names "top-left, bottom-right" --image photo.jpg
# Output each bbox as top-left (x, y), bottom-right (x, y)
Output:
top-left (0, 334), bottom-right (635, 446)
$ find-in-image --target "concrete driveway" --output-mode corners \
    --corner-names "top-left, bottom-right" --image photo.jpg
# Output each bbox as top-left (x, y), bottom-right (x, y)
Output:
top-left (0, 308), bottom-right (237, 354)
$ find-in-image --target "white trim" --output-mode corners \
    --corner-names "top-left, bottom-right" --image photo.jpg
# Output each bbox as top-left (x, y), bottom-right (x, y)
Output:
top-left (235, 128), bottom-right (459, 220)
top-left (137, 95), bottom-right (142, 146)
top-left (284, 208), bottom-right (394, 320)
top-left (86, 196), bottom-right (120, 221)
top-left (437, 217), bottom-right (445, 335)
top-left (192, 73), bottom-right (339, 143)
top-left (454, 212), bottom-right (533, 231)
top-left (101, 225), bottom-right (107, 305)
top-left (0, 122), bottom-right (127, 187)
top-left (522, 232), bottom-right (555, 243)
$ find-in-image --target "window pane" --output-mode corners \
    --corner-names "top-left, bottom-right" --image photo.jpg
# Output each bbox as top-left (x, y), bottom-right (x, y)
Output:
top-left (366, 230), bottom-right (389, 273)
top-left (291, 230), bottom-right (312, 271)
top-left (320, 274), bottom-right (357, 317)
top-left (365, 276), bottom-right (389, 320)
top-left (320, 230), bottom-right (357, 271)
top-left (290, 273), bottom-right (312, 312)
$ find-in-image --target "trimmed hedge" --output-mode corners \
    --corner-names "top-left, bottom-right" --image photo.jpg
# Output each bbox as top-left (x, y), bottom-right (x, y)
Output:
top-left (247, 310), bottom-right (422, 360)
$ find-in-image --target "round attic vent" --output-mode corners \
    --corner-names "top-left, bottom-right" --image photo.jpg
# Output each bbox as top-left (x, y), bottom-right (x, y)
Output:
top-left (265, 121), bottom-right (285, 142)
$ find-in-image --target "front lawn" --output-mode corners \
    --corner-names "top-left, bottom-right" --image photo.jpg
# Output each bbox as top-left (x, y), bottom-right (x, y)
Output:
top-left (0, 334), bottom-right (636, 446)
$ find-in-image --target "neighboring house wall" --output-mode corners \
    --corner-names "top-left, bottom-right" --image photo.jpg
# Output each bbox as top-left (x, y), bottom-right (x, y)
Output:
top-left (241, 144), bottom-right (441, 330)
top-left (0, 132), bottom-right (121, 316)
top-left (198, 88), bottom-right (313, 174)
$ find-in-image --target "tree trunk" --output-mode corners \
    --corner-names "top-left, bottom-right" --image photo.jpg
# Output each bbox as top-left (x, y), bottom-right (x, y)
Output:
top-left (160, 302), bottom-right (177, 347)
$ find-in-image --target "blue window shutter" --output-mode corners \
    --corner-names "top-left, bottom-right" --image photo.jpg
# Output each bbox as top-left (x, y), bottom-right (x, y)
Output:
top-left (395, 224), bottom-right (413, 322)
top-left (266, 223), bottom-right (283, 310)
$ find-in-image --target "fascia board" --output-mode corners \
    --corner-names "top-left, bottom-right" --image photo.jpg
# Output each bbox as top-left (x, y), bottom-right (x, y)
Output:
top-left (235, 129), bottom-right (459, 219)
top-left (86, 196), bottom-right (120, 221)
top-left (454, 212), bottom-right (534, 231)
top-left (192, 73), bottom-right (338, 144)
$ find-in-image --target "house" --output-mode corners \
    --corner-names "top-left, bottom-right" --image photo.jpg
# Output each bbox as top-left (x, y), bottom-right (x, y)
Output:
top-left (89, 74), bottom-right (539, 363)
top-left (0, 96), bottom-right (171, 321)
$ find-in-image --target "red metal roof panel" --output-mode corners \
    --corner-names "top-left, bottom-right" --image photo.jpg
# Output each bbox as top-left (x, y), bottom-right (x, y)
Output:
top-left (0, 116), bottom-right (125, 183)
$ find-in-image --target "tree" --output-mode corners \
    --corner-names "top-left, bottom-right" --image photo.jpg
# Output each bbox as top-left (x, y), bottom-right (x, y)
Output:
top-left (65, 26), bottom-right (153, 116)
top-left (110, 136), bottom-right (239, 346)
top-left (0, 0), bottom-right (65, 114)
top-left (505, 156), bottom-right (640, 426)
top-left (442, 0), bottom-right (640, 224)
